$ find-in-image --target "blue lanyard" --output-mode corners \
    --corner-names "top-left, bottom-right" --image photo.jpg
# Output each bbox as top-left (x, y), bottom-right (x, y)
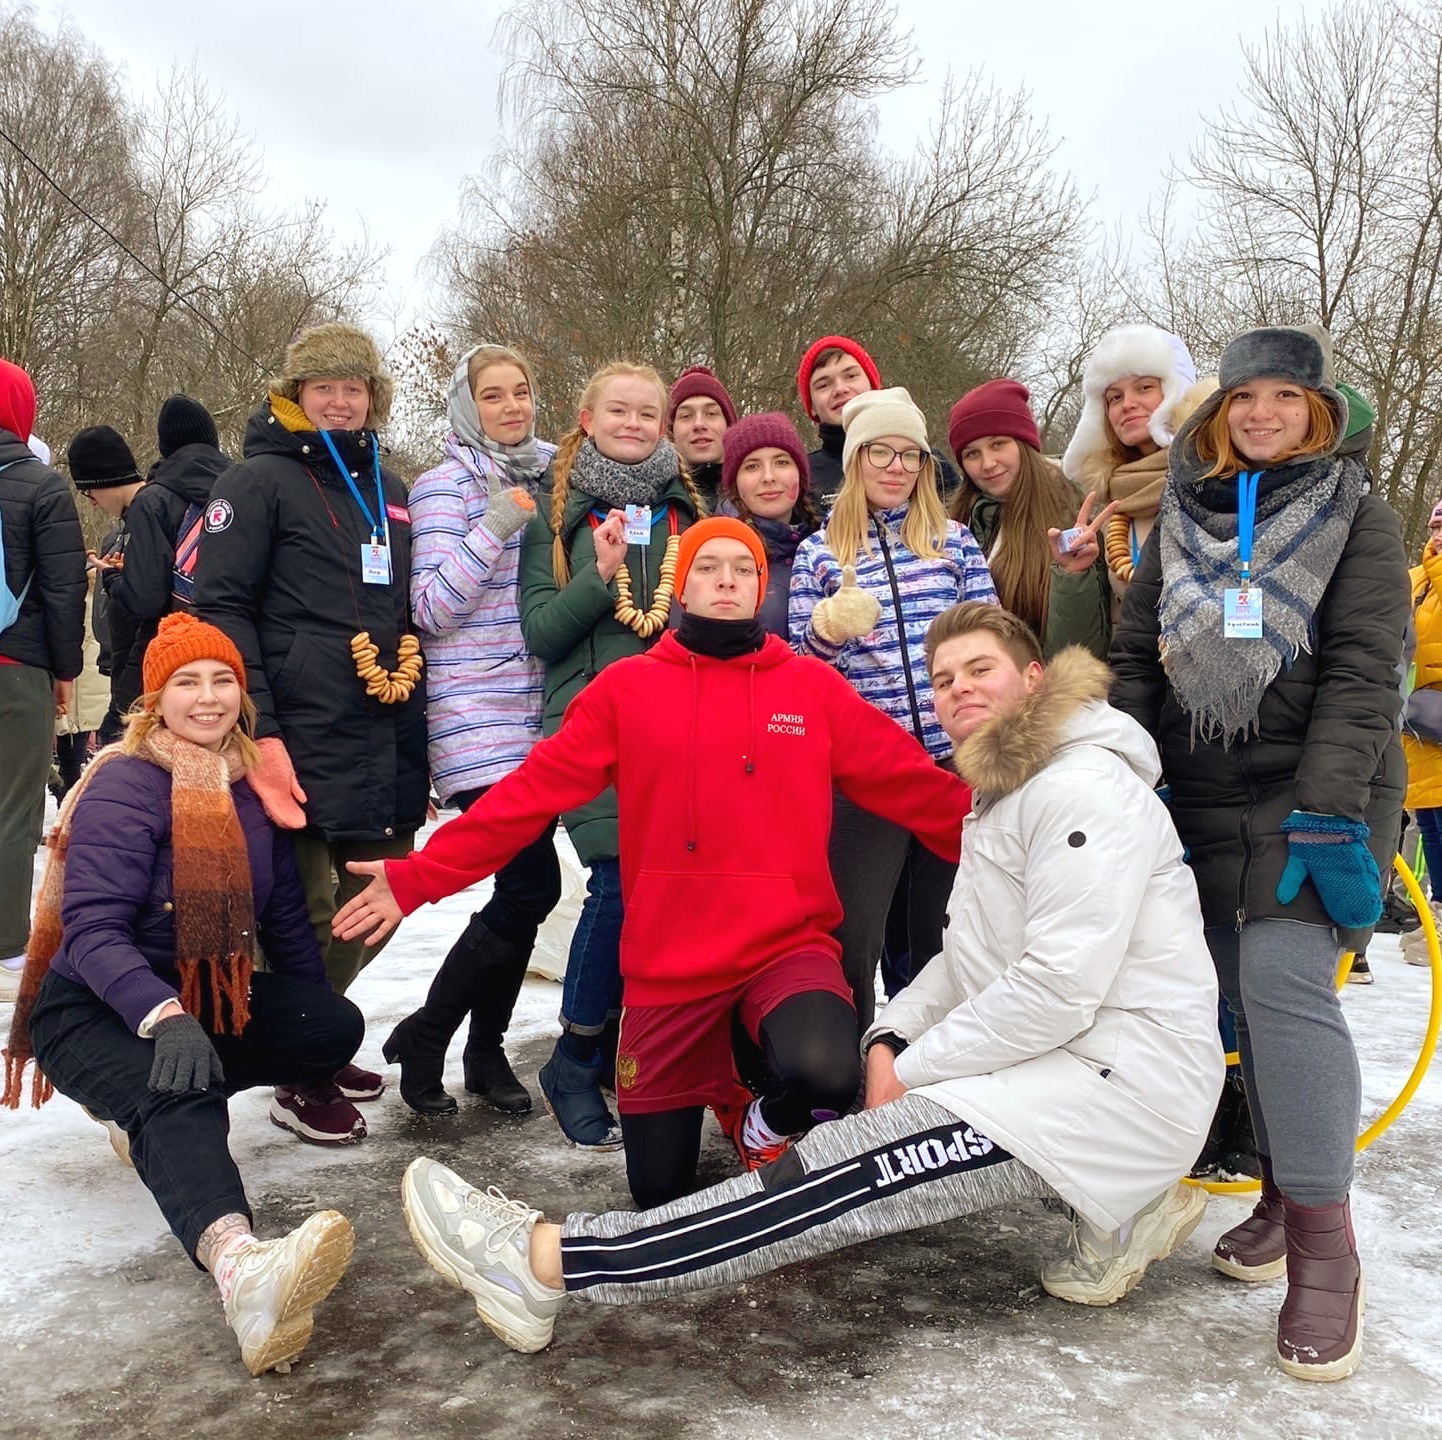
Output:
top-left (1129, 520), bottom-right (1141, 569)
top-left (1237, 470), bottom-right (1262, 587)
top-left (319, 429), bottom-right (387, 545)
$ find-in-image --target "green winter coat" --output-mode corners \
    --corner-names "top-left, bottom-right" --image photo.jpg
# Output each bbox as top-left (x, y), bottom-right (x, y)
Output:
top-left (518, 471), bottom-right (698, 864)
top-left (967, 493), bottom-right (1112, 660)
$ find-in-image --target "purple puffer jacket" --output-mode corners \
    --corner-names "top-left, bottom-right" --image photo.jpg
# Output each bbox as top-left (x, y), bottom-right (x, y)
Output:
top-left (49, 753), bottom-right (326, 1031)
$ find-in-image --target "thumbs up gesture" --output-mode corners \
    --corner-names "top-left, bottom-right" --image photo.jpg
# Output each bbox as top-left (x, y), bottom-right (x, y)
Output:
top-left (811, 564), bottom-right (882, 644)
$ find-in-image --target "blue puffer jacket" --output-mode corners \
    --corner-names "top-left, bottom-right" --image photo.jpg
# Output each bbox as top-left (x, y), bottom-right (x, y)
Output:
top-left (49, 753), bottom-right (326, 1032)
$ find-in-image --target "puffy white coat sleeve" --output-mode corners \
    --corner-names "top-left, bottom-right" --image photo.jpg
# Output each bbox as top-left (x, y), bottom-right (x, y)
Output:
top-left (893, 769), bottom-right (1157, 1088)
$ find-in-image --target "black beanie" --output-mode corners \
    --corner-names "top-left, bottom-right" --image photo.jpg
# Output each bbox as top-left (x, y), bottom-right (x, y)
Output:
top-left (67, 425), bottom-right (143, 491)
top-left (157, 393), bottom-right (219, 457)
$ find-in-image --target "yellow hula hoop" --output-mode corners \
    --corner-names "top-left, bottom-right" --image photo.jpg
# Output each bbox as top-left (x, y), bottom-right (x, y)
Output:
top-left (1186, 853), bottom-right (1442, 1195)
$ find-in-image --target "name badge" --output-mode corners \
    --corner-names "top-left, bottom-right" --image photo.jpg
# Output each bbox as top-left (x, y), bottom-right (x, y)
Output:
top-left (1224, 587), bottom-right (1263, 639)
top-left (624, 504), bottom-right (652, 545)
top-left (361, 543), bottom-right (392, 586)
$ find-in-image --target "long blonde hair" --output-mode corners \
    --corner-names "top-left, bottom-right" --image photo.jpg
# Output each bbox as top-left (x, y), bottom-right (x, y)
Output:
top-left (123, 690), bottom-right (261, 770)
top-left (548, 361), bottom-right (706, 585)
top-left (823, 451), bottom-right (949, 564)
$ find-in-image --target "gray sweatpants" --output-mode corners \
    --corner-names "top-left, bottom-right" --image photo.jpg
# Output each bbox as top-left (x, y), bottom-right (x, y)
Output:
top-left (560, 1095), bottom-right (1054, 1305)
top-left (1207, 919), bottom-right (1360, 1206)
top-left (0, 664), bottom-right (54, 957)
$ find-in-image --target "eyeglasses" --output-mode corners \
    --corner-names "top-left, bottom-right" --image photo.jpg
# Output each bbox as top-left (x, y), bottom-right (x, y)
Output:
top-left (863, 442), bottom-right (925, 474)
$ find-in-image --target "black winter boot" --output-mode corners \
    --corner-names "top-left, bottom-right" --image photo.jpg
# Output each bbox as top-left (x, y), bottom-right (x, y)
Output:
top-left (461, 931), bottom-right (533, 1113)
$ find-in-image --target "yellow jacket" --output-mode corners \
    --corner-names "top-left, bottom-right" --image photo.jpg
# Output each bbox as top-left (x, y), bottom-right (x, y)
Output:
top-left (1405, 546), bottom-right (1442, 808)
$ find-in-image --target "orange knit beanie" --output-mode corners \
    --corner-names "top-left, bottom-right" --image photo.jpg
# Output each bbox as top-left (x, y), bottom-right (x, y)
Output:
top-left (142, 612), bottom-right (247, 695)
top-left (674, 516), bottom-right (769, 605)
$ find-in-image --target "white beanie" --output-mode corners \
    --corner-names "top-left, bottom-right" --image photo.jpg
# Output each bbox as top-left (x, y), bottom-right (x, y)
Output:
top-left (1061, 325), bottom-right (1198, 485)
top-left (841, 386), bottom-right (929, 472)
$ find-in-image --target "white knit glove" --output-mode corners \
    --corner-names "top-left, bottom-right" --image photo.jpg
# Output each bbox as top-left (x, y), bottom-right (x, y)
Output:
top-left (811, 565), bottom-right (881, 644)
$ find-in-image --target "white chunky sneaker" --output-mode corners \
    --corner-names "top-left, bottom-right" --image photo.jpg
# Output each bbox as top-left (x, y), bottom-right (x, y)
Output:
top-left (223, 1210), bottom-right (355, 1376)
top-left (401, 1157), bottom-right (564, 1353)
top-left (83, 1108), bottom-right (133, 1167)
top-left (1041, 1181), bottom-right (1208, 1306)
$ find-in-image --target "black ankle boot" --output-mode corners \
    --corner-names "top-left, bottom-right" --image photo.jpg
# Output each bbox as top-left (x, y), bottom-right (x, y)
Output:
top-left (382, 1013), bottom-right (458, 1116)
top-left (464, 1045), bottom-right (532, 1114)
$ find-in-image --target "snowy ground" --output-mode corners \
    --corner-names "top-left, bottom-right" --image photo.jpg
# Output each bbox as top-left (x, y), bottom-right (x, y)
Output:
top-left (2, 813), bottom-right (1440, 1439)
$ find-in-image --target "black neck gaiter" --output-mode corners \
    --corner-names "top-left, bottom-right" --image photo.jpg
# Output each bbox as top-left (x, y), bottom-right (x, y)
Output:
top-left (676, 611), bottom-right (767, 659)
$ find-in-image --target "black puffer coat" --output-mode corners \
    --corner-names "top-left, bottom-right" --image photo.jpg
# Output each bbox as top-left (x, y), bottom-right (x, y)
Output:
top-left (195, 403), bottom-right (428, 842)
top-left (1110, 474), bottom-right (1408, 950)
top-left (0, 429), bottom-right (85, 677)
top-left (104, 442), bottom-right (231, 708)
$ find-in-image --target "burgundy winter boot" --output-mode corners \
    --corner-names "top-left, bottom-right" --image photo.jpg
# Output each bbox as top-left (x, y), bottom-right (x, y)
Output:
top-left (1211, 1154), bottom-right (1287, 1281)
top-left (1276, 1196), bottom-right (1365, 1382)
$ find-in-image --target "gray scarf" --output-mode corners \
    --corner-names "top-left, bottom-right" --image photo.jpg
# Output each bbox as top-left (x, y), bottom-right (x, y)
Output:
top-left (569, 437), bottom-right (679, 510)
top-left (445, 348), bottom-right (548, 485)
top-left (1157, 453), bottom-right (1366, 744)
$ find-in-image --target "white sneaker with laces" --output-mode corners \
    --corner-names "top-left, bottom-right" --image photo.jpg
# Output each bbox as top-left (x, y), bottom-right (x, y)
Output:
top-left (1041, 1181), bottom-right (1208, 1307)
top-left (223, 1210), bottom-right (355, 1376)
top-left (401, 1156), bottom-right (565, 1353)
top-left (0, 960), bottom-right (22, 1004)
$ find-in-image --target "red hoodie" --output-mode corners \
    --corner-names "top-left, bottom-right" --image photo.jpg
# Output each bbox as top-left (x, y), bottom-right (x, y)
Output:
top-left (386, 632), bottom-right (969, 1005)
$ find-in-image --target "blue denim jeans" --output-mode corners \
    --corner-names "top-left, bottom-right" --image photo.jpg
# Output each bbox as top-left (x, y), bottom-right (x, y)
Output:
top-left (1416, 806), bottom-right (1442, 899)
top-left (559, 857), bottom-right (624, 1035)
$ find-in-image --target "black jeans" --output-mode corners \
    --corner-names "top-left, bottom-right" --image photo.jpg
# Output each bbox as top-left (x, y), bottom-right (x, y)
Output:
top-left (450, 786), bottom-right (562, 949)
top-left (28, 969), bottom-right (364, 1261)
top-left (827, 792), bottom-right (957, 1031)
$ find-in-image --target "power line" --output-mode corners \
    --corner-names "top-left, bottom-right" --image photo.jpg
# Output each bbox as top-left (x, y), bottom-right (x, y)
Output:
top-left (0, 119), bottom-right (267, 375)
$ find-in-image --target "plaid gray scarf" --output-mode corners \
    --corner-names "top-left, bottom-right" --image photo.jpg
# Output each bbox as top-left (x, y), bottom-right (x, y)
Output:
top-left (1157, 454), bottom-right (1366, 743)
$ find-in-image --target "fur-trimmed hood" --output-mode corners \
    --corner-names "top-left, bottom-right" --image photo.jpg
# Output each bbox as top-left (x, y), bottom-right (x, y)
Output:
top-left (955, 647), bottom-right (1160, 800)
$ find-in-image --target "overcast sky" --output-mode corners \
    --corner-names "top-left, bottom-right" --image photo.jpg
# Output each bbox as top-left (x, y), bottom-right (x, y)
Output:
top-left (40, 0), bottom-right (1323, 338)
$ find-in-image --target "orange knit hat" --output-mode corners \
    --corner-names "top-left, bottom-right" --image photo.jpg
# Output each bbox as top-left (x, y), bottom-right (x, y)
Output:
top-left (142, 612), bottom-right (247, 696)
top-left (675, 516), bottom-right (769, 607)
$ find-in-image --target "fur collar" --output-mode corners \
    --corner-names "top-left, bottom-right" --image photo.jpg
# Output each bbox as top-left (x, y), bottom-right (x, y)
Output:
top-left (955, 647), bottom-right (1112, 799)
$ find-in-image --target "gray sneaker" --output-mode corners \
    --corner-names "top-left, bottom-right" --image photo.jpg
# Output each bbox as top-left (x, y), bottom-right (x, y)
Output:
top-left (1041, 1181), bottom-right (1208, 1306)
top-left (401, 1157), bottom-right (565, 1353)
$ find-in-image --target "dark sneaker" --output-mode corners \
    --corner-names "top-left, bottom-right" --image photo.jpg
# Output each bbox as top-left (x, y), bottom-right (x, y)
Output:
top-left (537, 1045), bottom-right (622, 1150)
top-left (270, 1083), bottom-right (367, 1145)
top-left (334, 1062), bottom-right (386, 1102)
top-left (1343, 955), bottom-right (1374, 985)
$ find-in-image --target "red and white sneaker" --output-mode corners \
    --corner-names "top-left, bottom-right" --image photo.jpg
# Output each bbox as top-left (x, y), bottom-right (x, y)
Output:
top-left (334, 1062), bottom-right (386, 1102)
top-left (270, 1083), bottom-right (367, 1145)
top-left (717, 1093), bottom-right (795, 1172)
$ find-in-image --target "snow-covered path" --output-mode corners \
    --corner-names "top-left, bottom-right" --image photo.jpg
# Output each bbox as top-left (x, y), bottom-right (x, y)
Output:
top-left (2, 814), bottom-right (1439, 1439)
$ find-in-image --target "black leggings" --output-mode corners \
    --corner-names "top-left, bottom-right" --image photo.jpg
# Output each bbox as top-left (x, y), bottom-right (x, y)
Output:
top-left (620, 990), bottom-right (860, 1210)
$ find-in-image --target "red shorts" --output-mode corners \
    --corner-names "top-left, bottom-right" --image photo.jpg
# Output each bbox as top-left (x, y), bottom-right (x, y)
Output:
top-left (614, 949), bottom-right (854, 1114)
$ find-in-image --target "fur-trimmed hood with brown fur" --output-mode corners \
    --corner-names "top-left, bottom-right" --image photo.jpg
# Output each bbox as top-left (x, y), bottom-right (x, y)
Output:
top-left (955, 646), bottom-right (1160, 802)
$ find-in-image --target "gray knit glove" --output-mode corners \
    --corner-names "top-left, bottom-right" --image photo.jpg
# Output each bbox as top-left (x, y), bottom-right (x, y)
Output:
top-left (148, 1013), bottom-right (225, 1093)
top-left (811, 565), bottom-right (882, 644)
top-left (483, 480), bottom-right (538, 543)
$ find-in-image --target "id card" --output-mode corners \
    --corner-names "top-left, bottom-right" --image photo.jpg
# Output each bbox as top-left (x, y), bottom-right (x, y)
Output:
top-left (1224, 587), bottom-right (1263, 639)
top-left (624, 504), bottom-right (652, 545)
top-left (361, 543), bottom-right (392, 585)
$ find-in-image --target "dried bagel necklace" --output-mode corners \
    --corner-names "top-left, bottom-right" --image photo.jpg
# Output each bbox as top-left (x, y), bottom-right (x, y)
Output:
top-left (317, 428), bottom-right (424, 704)
top-left (590, 504), bottom-right (680, 638)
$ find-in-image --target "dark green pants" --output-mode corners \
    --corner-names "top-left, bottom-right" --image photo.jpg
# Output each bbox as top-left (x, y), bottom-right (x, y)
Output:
top-left (291, 828), bottom-right (416, 993)
top-left (0, 664), bottom-right (54, 957)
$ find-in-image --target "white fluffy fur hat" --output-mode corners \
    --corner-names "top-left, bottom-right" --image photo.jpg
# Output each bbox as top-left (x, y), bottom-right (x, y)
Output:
top-left (1062, 325), bottom-right (1197, 484)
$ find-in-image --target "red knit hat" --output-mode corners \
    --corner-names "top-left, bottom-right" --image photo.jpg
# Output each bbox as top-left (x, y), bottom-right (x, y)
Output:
top-left (667, 366), bottom-right (738, 430)
top-left (948, 379), bottom-right (1041, 463)
top-left (143, 612), bottom-right (247, 696)
top-left (675, 517), bottom-right (769, 607)
top-left (720, 412), bottom-right (810, 498)
top-left (0, 357), bottom-right (36, 442)
top-left (795, 336), bottom-right (882, 419)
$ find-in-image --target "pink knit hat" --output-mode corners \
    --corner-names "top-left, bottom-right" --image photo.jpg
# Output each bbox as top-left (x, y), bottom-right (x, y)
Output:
top-left (721, 412), bottom-right (810, 497)
top-left (948, 379), bottom-right (1042, 462)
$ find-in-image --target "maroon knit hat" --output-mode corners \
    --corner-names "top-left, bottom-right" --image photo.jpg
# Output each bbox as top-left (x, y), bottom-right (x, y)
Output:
top-left (948, 379), bottom-right (1041, 462)
top-left (721, 411), bottom-right (810, 498)
top-left (667, 366), bottom-right (738, 430)
top-left (795, 335), bottom-right (882, 419)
